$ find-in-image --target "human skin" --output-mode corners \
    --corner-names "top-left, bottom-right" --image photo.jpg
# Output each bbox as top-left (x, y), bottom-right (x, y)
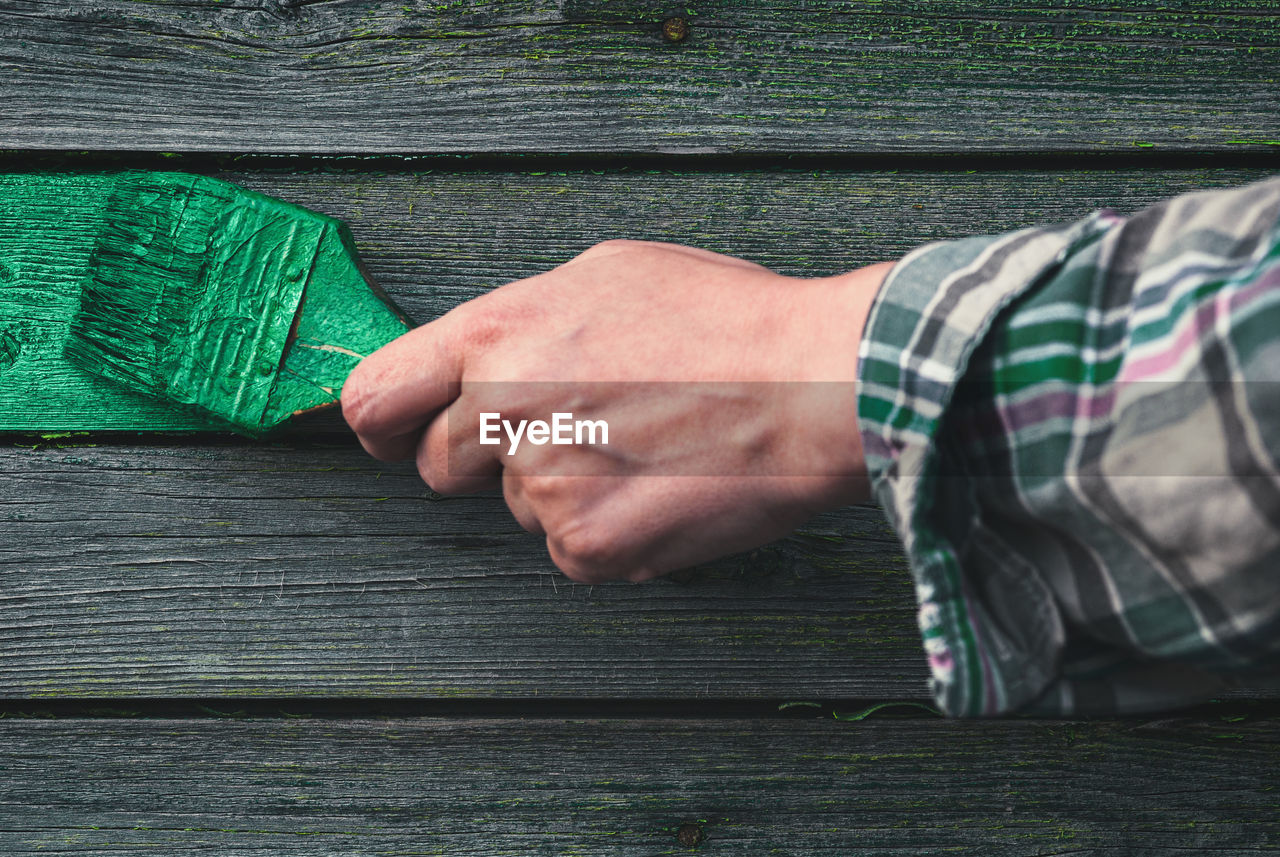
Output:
top-left (342, 240), bottom-right (894, 584)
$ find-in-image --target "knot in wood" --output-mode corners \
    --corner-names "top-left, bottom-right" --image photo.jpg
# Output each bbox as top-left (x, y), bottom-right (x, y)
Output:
top-left (676, 822), bottom-right (705, 847)
top-left (662, 17), bottom-right (690, 43)
top-left (0, 326), bottom-right (21, 375)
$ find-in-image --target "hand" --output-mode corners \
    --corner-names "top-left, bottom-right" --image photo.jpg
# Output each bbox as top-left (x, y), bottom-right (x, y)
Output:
top-left (342, 240), bottom-right (893, 583)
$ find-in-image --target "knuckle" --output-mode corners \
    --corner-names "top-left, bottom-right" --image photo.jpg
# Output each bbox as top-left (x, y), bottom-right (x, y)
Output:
top-left (549, 525), bottom-right (617, 578)
top-left (473, 300), bottom-right (513, 337)
top-left (340, 368), bottom-right (377, 435)
top-left (502, 478), bottom-right (541, 534)
top-left (624, 565), bottom-right (659, 584)
top-left (415, 438), bottom-right (460, 495)
top-left (521, 474), bottom-right (557, 502)
top-left (547, 543), bottom-right (595, 582)
top-left (575, 238), bottom-right (644, 261)
top-left (455, 292), bottom-right (552, 357)
top-left (595, 238), bottom-right (637, 250)
top-left (583, 238), bottom-right (629, 253)
top-left (451, 299), bottom-right (508, 353)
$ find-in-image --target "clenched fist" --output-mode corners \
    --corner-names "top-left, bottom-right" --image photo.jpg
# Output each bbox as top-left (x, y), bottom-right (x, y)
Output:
top-left (342, 240), bottom-right (892, 583)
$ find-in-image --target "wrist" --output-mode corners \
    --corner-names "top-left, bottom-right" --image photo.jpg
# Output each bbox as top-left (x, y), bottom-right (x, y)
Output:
top-left (819, 261), bottom-right (896, 370)
top-left (787, 260), bottom-right (895, 509)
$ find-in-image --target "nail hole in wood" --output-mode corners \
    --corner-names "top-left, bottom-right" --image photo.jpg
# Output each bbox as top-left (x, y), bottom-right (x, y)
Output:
top-left (662, 17), bottom-right (690, 43)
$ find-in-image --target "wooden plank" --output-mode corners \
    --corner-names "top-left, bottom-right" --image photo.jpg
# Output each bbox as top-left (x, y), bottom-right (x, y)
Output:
top-left (4, 166), bottom-right (1270, 433)
top-left (2, 1), bottom-right (1277, 153)
top-left (0, 715), bottom-right (1276, 854)
top-left (0, 441), bottom-right (921, 698)
top-left (220, 167), bottom-right (1280, 325)
top-left (4, 436), bottom-right (1277, 701)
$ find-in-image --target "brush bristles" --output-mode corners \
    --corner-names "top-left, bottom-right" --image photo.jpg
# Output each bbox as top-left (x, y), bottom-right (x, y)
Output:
top-left (65, 173), bottom-right (233, 395)
top-left (64, 171), bottom-right (330, 433)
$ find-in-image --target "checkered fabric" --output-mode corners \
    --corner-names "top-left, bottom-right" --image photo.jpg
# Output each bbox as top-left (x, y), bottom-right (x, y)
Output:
top-left (857, 177), bottom-right (1280, 716)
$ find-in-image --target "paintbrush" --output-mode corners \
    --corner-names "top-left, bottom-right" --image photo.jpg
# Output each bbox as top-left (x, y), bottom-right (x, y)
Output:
top-left (62, 171), bottom-right (413, 436)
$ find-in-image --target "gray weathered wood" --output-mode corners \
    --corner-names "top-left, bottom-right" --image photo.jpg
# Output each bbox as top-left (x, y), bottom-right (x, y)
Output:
top-left (0, 715), bottom-right (1276, 854)
top-left (2, 1), bottom-right (1277, 153)
top-left (0, 441), bottom-right (921, 698)
top-left (7, 165), bottom-right (1271, 432)
top-left (221, 167), bottom-right (1276, 326)
top-left (4, 435), bottom-right (1277, 701)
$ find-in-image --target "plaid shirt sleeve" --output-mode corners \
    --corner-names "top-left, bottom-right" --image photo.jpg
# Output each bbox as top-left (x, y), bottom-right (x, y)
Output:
top-left (857, 176), bottom-right (1280, 716)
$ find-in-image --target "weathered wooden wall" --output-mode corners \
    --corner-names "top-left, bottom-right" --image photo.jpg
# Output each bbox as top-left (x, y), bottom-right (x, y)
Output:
top-left (1, 0), bottom-right (1277, 852)
top-left (4, 0), bottom-right (1278, 152)
top-left (1, 716), bottom-right (1276, 854)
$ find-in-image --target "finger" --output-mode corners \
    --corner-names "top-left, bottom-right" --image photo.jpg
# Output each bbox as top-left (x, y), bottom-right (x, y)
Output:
top-left (417, 392), bottom-right (503, 494)
top-left (609, 477), bottom-right (807, 579)
top-left (341, 305), bottom-right (474, 458)
top-left (354, 426), bottom-right (423, 463)
top-left (544, 477), bottom-right (806, 584)
top-left (502, 472), bottom-right (544, 535)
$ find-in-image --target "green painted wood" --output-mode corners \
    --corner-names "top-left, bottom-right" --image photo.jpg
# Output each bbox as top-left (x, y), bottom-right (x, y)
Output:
top-left (0, 715), bottom-right (1276, 854)
top-left (4, 167), bottom-right (1269, 432)
top-left (2, 1), bottom-right (1277, 153)
top-left (0, 174), bottom-right (186, 429)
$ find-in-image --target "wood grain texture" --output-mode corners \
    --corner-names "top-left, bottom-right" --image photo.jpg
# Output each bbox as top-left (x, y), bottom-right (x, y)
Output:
top-left (0, 715), bottom-right (1276, 854)
top-left (0, 441), bottom-right (921, 698)
top-left (4, 438), bottom-right (1277, 701)
top-left (2, 0), bottom-right (1277, 153)
top-left (215, 166), bottom-right (1280, 323)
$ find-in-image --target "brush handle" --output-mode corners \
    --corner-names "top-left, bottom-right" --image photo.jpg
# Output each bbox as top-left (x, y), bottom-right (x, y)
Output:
top-left (264, 220), bottom-right (413, 430)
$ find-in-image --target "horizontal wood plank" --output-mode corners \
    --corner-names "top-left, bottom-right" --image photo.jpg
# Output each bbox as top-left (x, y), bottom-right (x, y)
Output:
top-left (4, 437), bottom-right (1277, 701)
top-left (5, 166), bottom-right (1271, 432)
top-left (0, 715), bottom-right (1276, 854)
top-left (0, 441), bottom-right (922, 698)
top-left (225, 167), bottom-right (1280, 324)
top-left (2, 0), bottom-right (1278, 153)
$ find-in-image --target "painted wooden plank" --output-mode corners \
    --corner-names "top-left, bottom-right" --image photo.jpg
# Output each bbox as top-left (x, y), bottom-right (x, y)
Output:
top-left (5, 166), bottom-right (1270, 432)
top-left (0, 715), bottom-right (1275, 854)
top-left (2, 1), bottom-right (1277, 153)
top-left (0, 172), bottom-right (411, 434)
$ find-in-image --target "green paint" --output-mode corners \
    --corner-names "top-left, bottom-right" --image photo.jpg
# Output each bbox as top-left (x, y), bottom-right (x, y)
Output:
top-left (0, 325), bottom-right (20, 374)
top-left (0, 172), bottom-right (411, 435)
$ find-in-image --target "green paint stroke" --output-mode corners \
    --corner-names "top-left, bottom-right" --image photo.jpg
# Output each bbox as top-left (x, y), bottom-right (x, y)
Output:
top-left (0, 172), bottom-right (412, 434)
